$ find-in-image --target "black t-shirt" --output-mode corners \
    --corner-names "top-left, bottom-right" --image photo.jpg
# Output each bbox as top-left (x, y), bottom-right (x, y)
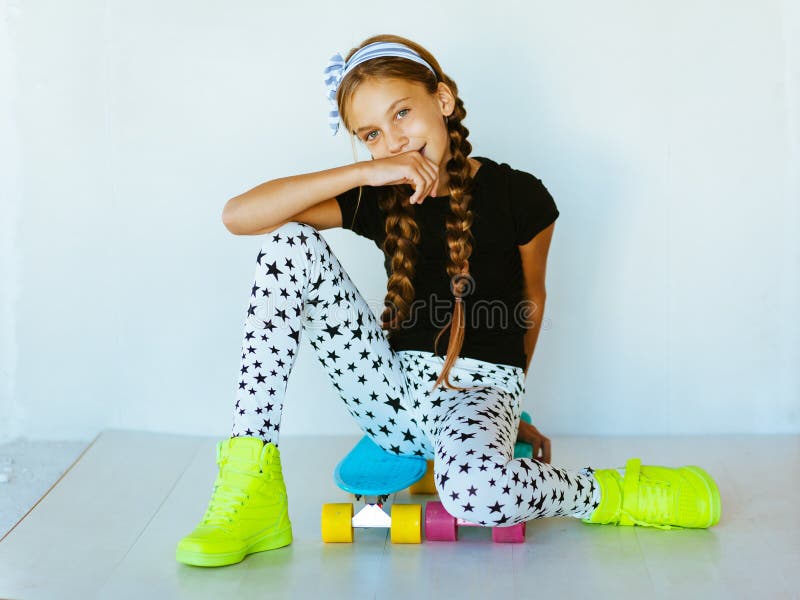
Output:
top-left (334, 155), bottom-right (559, 369)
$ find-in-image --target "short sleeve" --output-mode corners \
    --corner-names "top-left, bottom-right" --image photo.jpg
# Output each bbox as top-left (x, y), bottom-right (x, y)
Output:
top-left (335, 184), bottom-right (385, 245)
top-left (507, 167), bottom-right (560, 245)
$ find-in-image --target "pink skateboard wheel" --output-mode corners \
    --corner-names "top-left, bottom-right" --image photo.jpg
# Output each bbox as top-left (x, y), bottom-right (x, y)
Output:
top-left (491, 521), bottom-right (526, 543)
top-left (425, 501), bottom-right (458, 541)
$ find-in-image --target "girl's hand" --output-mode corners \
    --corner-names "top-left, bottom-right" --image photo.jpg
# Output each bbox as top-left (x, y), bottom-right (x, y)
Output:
top-left (361, 149), bottom-right (440, 205)
top-left (517, 419), bottom-right (552, 463)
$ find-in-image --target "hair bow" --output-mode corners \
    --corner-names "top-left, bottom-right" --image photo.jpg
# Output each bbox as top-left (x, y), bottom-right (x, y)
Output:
top-left (323, 52), bottom-right (347, 136)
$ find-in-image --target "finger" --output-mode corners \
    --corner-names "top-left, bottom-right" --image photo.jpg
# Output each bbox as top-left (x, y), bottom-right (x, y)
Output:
top-left (426, 163), bottom-right (440, 198)
top-left (532, 439), bottom-right (541, 459)
top-left (417, 153), bottom-right (438, 182)
top-left (543, 438), bottom-right (552, 463)
top-left (526, 428), bottom-right (537, 446)
top-left (424, 165), bottom-right (438, 198)
top-left (412, 171), bottom-right (428, 203)
top-left (424, 155), bottom-right (439, 175)
top-left (409, 179), bottom-right (422, 204)
top-left (414, 155), bottom-right (438, 200)
top-left (410, 167), bottom-right (431, 204)
top-left (427, 177), bottom-right (438, 200)
top-left (422, 165), bottom-right (436, 200)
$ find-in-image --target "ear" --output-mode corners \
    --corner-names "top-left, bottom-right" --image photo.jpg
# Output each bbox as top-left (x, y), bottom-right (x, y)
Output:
top-left (436, 82), bottom-right (456, 118)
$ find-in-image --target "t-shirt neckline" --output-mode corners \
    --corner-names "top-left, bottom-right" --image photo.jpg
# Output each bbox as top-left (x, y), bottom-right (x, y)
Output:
top-left (421, 155), bottom-right (490, 201)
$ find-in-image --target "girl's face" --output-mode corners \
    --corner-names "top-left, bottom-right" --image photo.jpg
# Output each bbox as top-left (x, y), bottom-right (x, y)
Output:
top-left (348, 77), bottom-right (455, 176)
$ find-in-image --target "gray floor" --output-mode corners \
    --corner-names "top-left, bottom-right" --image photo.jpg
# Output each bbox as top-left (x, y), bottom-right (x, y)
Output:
top-left (0, 431), bottom-right (797, 600)
top-left (0, 438), bottom-right (91, 539)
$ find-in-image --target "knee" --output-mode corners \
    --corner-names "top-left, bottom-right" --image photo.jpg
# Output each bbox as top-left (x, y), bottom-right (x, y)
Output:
top-left (256, 221), bottom-right (324, 256)
top-left (262, 220), bottom-right (319, 242)
top-left (434, 459), bottom-right (507, 521)
top-left (277, 220), bottom-right (318, 235)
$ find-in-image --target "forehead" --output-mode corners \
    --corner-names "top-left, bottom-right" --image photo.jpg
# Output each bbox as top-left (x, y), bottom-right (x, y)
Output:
top-left (349, 78), bottom-right (428, 125)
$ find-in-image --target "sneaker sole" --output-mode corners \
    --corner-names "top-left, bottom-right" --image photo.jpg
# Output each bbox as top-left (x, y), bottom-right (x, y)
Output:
top-left (176, 526), bottom-right (293, 567)
top-left (684, 466), bottom-right (722, 527)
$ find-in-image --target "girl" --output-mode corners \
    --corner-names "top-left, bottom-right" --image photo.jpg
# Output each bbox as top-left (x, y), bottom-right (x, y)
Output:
top-left (175, 34), bottom-right (721, 568)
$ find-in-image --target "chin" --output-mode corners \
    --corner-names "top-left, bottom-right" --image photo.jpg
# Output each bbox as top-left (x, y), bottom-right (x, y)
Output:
top-left (423, 147), bottom-right (440, 165)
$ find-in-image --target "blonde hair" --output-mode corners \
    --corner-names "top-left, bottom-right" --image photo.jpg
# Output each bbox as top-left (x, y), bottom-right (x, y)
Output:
top-left (336, 34), bottom-right (480, 393)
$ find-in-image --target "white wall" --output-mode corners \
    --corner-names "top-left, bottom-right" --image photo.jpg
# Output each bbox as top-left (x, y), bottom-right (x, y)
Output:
top-left (1, 0), bottom-right (798, 442)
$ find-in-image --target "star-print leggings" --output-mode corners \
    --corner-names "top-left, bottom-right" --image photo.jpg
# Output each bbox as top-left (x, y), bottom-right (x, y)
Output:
top-left (230, 221), bottom-right (601, 526)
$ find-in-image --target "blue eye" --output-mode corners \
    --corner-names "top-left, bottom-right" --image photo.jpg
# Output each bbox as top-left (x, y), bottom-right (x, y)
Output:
top-left (364, 109), bottom-right (410, 142)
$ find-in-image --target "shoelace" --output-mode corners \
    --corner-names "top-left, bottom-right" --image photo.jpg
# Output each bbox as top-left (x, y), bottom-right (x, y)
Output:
top-left (201, 460), bottom-right (278, 528)
top-left (202, 481), bottom-right (249, 527)
top-left (620, 474), bottom-right (677, 530)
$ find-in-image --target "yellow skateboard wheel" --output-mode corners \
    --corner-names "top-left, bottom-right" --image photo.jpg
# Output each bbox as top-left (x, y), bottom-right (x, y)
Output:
top-left (408, 460), bottom-right (436, 495)
top-left (321, 503), bottom-right (354, 543)
top-left (390, 503), bottom-right (422, 544)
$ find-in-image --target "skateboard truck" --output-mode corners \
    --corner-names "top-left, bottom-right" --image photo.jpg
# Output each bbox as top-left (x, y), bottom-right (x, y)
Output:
top-left (351, 500), bottom-right (392, 528)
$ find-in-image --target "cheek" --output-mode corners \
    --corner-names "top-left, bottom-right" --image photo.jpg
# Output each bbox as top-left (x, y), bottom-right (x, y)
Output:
top-left (376, 138), bottom-right (394, 157)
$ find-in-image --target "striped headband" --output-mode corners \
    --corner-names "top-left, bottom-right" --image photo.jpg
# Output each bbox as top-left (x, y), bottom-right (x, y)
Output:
top-left (323, 41), bottom-right (437, 136)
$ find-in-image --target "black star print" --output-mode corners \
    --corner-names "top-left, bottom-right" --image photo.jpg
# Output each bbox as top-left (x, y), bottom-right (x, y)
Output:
top-left (264, 260), bottom-right (282, 280)
top-left (384, 396), bottom-right (404, 413)
top-left (488, 501), bottom-right (504, 514)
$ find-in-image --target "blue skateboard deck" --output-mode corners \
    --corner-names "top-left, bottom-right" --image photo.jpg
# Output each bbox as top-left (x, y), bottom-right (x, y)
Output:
top-left (334, 411), bottom-right (535, 496)
top-left (334, 436), bottom-right (427, 496)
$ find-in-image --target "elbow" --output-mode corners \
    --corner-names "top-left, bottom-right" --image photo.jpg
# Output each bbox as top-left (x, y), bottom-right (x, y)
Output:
top-left (522, 289), bottom-right (546, 330)
top-left (221, 198), bottom-right (243, 235)
top-left (525, 286), bottom-right (547, 301)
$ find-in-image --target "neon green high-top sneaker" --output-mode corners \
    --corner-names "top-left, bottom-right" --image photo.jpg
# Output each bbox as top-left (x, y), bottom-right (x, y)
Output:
top-left (176, 436), bottom-right (293, 567)
top-left (582, 457), bottom-right (721, 529)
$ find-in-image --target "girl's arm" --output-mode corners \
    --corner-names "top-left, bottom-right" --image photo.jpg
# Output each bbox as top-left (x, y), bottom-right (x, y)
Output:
top-left (517, 222), bottom-right (556, 460)
top-left (519, 222), bottom-right (556, 376)
top-left (222, 151), bottom-right (439, 236)
top-left (222, 162), bottom-right (367, 235)
top-left (522, 305), bottom-right (545, 377)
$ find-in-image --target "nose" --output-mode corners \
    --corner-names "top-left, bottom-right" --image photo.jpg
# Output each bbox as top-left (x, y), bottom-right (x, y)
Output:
top-left (385, 126), bottom-right (409, 155)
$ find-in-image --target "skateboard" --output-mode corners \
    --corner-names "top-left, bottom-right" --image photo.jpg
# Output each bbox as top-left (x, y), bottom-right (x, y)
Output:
top-left (321, 411), bottom-right (535, 544)
top-left (321, 434), bottom-right (427, 544)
